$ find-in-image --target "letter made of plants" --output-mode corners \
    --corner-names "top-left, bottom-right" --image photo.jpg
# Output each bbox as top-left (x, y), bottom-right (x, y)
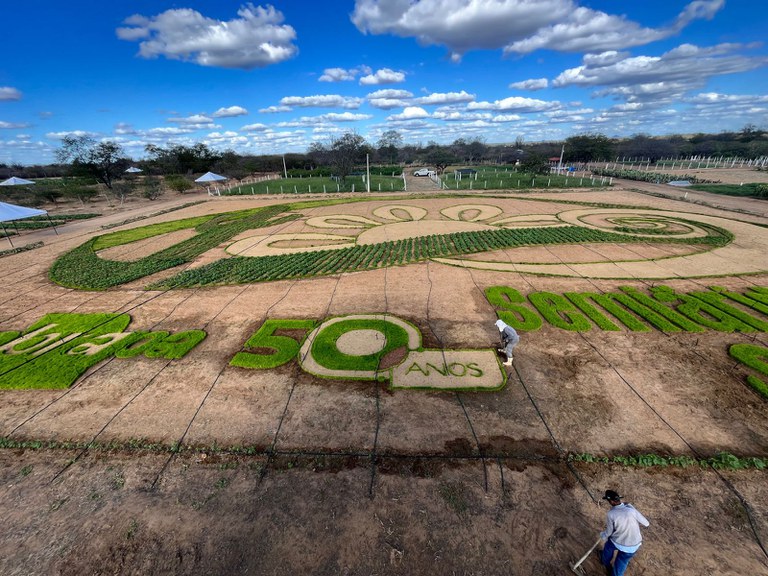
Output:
top-left (232, 314), bottom-right (506, 391)
top-left (0, 313), bottom-right (206, 390)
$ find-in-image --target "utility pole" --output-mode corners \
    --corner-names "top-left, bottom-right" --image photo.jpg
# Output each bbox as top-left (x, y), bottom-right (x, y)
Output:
top-left (366, 153), bottom-right (370, 193)
top-left (557, 144), bottom-right (565, 174)
top-left (282, 155), bottom-right (288, 178)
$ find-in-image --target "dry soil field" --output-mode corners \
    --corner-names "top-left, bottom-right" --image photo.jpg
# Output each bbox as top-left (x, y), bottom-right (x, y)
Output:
top-left (0, 171), bottom-right (767, 575)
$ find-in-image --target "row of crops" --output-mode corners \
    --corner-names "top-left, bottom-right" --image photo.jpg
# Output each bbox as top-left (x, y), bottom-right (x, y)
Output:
top-left (590, 167), bottom-right (719, 184)
top-left (440, 171), bottom-right (607, 191)
top-left (224, 175), bottom-right (405, 195)
top-left (149, 224), bottom-right (727, 289)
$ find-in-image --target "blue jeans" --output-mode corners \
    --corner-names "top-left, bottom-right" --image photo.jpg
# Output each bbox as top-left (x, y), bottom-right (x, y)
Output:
top-left (601, 539), bottom-right (637, 576)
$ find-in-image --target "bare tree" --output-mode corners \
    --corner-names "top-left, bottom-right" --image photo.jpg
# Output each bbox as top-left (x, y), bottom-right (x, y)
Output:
top-left (56, 136), bottom-right (128, 189)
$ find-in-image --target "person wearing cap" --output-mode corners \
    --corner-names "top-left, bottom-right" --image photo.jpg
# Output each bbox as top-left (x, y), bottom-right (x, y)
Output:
top-left (494, 319), bottom-right (519, 366)
top-left (600, 490), bottom-right (650, 576)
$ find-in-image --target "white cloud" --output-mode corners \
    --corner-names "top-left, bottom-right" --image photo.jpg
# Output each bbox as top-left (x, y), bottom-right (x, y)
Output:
top-left (279, 95), bottom-right (363, 109)
top-left (366, 88), bottom-right (414, 109)
top-left (359, 68), bottom-right (406, 85)
top-left (387, 106), bottom-right (430, 121)
top-left (366, 89), bottom-right (413, 99)
top-left (259, 105), bottom-right (292, 113)
top-left (319, 112), bottom-right (372, 122)
top-left (415, 90), bottom-right (475, 105)
top-left (509, 78), bottom-right (548, 91)
top-left (319, 67), bottom-right (357, 82)
top-left (117, 3), bottom-right (298, 69)
top-left (0, 121), bottom-right (31, 129)
top-left (432, 110), bottom-right (491, 121)
top-left (468, 96), bottom-right (560, 112)
top-left (351, 0), bottom-right (725, 59)
top-left (553, 43), bottom-right (768, 102)
top-left (319, 65), bottom-right (371, 82)
top-left (168, 114), bottom-right (214, 124)
top-left (45, 130), bottom-right (100, 140)
top-left (368, 98), bottom-right (412, 110)
top-left (145, 126), bottom-right (197, 136)
top-left (212, 106), bottom-right (248, 118)
top-left (114, 122), bottom-right (138, 135)
top-left (241, 123), bottom-right (268, 131)
top-left (491, 114), bottom-right (523, 122)
top-left (0, 87), bottom-right (22, 101)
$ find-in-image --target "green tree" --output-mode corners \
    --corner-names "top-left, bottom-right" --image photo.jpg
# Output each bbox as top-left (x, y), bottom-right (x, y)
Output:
top-left (377, 130), bottom-right (403, 164)
top-left (330, 132), bottom-right (369, 182)
top-left (565, 133), bottom-right (614, 162)
top-left (56, 136), bottom-right (128, 189)
top-left (165, 174), bottom-right (194, 193)
top-left (519, 153), bottom-right (550, 175)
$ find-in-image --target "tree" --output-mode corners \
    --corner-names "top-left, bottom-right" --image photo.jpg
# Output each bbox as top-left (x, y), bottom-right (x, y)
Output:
top-left (519, 153), bottom-right (550, 175)
top-left (56, 136), bottom-right (128, 189)
top-left (330, 132), bottom-right (368, 182)
top-left (144, 143), bottom-right (220, 174)
top-left (377, 130), bottom-right (402, 164)
top-left (565, 133), bottom-right (614, 162)
top-left (306, 142), bottom-right (329, 168)
top-left (426, 147), bottom-right (456, 174)
top-left (165, 174), bottom-right (194, 193)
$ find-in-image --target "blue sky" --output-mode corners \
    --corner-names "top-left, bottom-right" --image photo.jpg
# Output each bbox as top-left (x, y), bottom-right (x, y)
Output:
top-left (1, 0), bottom-right (767, 165)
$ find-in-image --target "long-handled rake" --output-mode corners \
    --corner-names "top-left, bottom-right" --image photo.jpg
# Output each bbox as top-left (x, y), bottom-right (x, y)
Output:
top-left (570, 537), bottom-right (602, 575)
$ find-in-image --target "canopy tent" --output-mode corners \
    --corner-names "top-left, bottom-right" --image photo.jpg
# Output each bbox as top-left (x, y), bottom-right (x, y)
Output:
top-left (0, 176), bottom-right (36, 186)
top-left (195, 172), bottom-right (227, 196)
top-left (0, 201), bottom-right (57, 248)
top-left (124, 167), bottom-right (143, 174)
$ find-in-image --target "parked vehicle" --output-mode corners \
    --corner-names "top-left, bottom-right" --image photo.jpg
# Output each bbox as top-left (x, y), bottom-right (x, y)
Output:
top-left (413, 168), bottom-right (435, 176)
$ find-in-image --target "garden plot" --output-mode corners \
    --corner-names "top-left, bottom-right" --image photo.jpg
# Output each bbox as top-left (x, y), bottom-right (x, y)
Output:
top-left (0, 191), bottom-right (767, 575)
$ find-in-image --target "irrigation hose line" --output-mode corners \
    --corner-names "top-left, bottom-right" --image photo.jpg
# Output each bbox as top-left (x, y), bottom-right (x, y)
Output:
top-left (426, 259), bottom-right (490, 493)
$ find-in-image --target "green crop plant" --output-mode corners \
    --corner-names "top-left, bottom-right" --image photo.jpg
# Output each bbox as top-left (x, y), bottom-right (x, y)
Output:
top-left (650, 286), bottom-right (756, 333)
top-left (688, 291), bottom-right (768, 331)
top-left (569, 451), bottom-right (766, 470)
top-left (527, 292), bottom-right (593, 331)
top-left (729, 343), bottom-right (768, 400)
top-left (230, 319), bottom-right (317, 369)
top-left (618, 287), bottom-right (704, 332)
top-left (565, 292), bottom-right (649, 332)
top-left (484, 286), bottom-right (543, 331)
top-left (310, 318), bottom-right (410, 372)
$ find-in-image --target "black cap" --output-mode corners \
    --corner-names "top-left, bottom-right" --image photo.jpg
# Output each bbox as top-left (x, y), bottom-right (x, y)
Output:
top-left (602, 490), bottom-right (622, 501)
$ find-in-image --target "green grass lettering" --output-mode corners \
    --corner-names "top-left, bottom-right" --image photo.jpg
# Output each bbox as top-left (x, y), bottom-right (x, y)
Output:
top-left (650, 286), bottom-right (754, 333)
top-left (688, 291), bottom-right (768, 332)
top-left (618, 287), bottom-right (704, 332)
top-left (710, 286), bottom-right (768, 316)
top-left (484, 286), bottom-right (542, 330)
top-left (142, 330), bottom-right (206, 359)
top-left (527, 292), bottom-right (592, 332)
top-left (231, 319), bottom-right (316, 369)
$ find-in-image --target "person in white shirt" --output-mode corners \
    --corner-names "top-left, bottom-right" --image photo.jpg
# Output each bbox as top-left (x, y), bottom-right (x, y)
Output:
top-left (600, 490), bottom-right (650, 576)
top-left (494, 319), bottom-right (519, 366)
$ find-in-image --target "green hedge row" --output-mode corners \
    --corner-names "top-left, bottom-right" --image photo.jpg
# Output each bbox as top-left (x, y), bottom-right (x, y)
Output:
top-left (148, 224), bottom-right (706, 288)
top-left (569, 451), bottom-right (767, 470)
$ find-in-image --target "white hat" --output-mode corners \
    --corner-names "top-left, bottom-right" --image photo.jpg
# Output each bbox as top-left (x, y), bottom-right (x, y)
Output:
top-left (495, 319), bottom-right (508, 331)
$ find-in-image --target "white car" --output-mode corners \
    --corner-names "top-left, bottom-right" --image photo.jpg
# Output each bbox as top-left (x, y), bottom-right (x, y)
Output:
top-left (413, 168), bottom-right (435, 176)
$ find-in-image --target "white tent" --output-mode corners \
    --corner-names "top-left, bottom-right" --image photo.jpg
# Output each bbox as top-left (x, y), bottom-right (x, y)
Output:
top-left (194, 171), bottom-right (227, 182)
top-left (195, 171), bottom-right (227, 196)
top-left (0, 176), bottom-right (36, 186)
top-left (125, 167), bottom-right (143, 174)
top-left (0, 201), bottom-right (54, 247)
